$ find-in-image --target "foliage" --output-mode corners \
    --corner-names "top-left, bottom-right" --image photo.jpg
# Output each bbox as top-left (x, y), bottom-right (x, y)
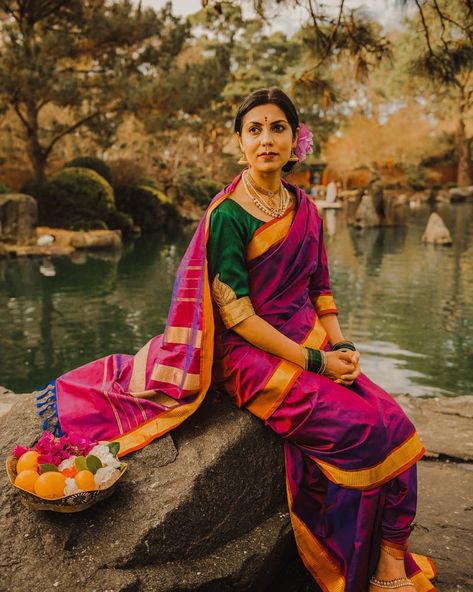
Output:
top-left (105, 210), bottom-right (135, 238)
top-left (114, 184), bottom-right (178, 232)
top-left (65, 156), bottom-right (113, 185)
top-left (180, 176), bottom-right (221, 206)
top-left (36, 167), bottom-right (115, 229)
top-left (108, 158), bottom-right (148, 191)
top-left (0, 0), bottom-right (189, 179)
top-left (0, 181), bottom-right (10, 194)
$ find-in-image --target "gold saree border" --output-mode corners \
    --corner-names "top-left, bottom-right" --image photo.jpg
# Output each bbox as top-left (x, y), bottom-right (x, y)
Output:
top-left (219, 296), bottom-right (255, 329)
top-left (247, 205), bottom-right (296, 262)
top-left (246, 314), bottom-right (328, 420)
top-left (315, 432), bottom-right (425, 489)
top-left (286, 476), bottom-right (346, 592)
top-left (151, 363), bottom-right (200, 391)
top-left (164, 326), bottom-right (202, 348)
top-left (313, 293), bottom-right (338, 316)
top-left (113, 194), bottom-right (227, 457)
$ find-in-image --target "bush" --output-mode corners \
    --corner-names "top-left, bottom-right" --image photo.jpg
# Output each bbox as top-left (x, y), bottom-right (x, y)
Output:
top-left (181, 177), bottom-right (221, 206)
top-left (108, 158), bottom-right (147, 190)
top-left (115, 184), bottom-right (178, 231)
top-left (38, 167), bottom-right (115, 229)
top-left (70, 219), bottom-right (109, 231)
top-left (105, 210), bottom-right (135, 238)
top-left (65, 156), bottom-right (113, 185)
top-left (0, 182), bottom-right (11, 194)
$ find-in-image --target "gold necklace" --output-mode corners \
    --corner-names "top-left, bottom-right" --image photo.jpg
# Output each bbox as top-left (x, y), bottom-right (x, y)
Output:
top-left (242, 171), bottom-right (291, 218)
top-left (246, 172), bottom-right (281, 207)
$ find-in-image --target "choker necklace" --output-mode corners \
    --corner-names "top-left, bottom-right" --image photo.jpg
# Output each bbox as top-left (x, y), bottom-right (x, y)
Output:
top-left (246, 172), bottom-right (281, 206)
top-left (242, 170), bottom-right (291, 218)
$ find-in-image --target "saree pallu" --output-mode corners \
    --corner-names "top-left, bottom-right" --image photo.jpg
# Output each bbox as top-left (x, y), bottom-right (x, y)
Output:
top-left (35, 172), bottom-right (436, 592)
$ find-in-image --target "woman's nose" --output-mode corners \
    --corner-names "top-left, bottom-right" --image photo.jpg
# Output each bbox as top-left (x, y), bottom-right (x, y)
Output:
top-left (260, 127), bottom-right (274, 146)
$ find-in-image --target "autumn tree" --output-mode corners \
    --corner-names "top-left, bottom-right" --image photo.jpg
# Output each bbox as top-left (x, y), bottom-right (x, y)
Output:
top-left (0, 0), bottom-right (188, 179)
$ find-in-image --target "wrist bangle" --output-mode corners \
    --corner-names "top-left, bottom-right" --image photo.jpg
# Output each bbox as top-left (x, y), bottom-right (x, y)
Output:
top-left (304, 347), bottom-right (324, 373)
top-left (332, 340), bottom-right (356, 352)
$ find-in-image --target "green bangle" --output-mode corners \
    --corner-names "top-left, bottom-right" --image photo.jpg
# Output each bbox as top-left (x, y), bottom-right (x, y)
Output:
top-left (304, 347), bottom-right (323, 373)
top-left (332, 340), bottom-right (356, 352)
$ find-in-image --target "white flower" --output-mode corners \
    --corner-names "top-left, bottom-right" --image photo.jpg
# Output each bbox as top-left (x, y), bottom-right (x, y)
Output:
top-left (64, 477), bottom-right (80, 496)
top-left (58, 457), bottom-right (76, 472)
top-left (89, 444), bottom-right (121, 469)
top-left (94, 466), bottom-right (120, 490)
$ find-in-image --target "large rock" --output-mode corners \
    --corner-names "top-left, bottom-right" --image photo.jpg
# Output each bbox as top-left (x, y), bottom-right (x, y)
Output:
top-left (422, 212), bottom-right (452, 245)
top-left (352, 193), bottom-right (381, 228)
top-left (449, 185), bottom-right (473, 202)
top-left (0, 193), bottom-right (38, 244)
top-left (0, 391), bottom-right (302, 592)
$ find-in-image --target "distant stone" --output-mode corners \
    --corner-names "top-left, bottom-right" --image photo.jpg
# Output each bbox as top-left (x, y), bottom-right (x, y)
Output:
top-left (422, 212), bottom-right (452, 245)
top-left (0, 193), bottom-right (37, 244)
top-left (353, 193), bottom-right (381, 228)
top-left (449, 185), bottom-right (473, 202)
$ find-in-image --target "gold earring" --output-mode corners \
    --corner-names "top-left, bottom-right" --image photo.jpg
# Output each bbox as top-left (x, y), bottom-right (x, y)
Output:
top-left (288, 149), bottom-right (299, 163)
top-left (238, 153), bottom-right (248, 165)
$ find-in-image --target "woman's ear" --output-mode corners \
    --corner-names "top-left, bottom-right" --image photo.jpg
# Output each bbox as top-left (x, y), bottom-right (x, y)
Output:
top-left (236, 132), bottom-right (244, 152)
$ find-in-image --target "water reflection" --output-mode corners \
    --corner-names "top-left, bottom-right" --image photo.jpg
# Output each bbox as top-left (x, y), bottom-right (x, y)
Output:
top-left (0, 204), bottom-right (472, 398)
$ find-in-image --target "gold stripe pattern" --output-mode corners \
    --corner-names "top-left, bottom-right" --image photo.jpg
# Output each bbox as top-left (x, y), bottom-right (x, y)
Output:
top-left (247, 207), bottom-right (295, 261)
top-left (286, 478), bottom-right (346, 592)
top-left (315, 432), bottom-right (425, 489)
top-left (312, 293), bottom-right (338, 316)
top-left (246, 314), bottom-right (327, 420)
top-left (219, 296), bottom-right (255, 329)
top-left (151, 363), bottom-right (200, 391)
top-left (410, 572), bottom-right (436, 592)
top-left (164, 326), bottom-right (202, 348)
top-left (129, 339), bottom-right (151, 393)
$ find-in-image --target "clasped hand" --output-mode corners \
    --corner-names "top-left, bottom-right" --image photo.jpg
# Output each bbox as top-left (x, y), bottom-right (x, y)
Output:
top-left (323, 350), bottom-right (361, 387)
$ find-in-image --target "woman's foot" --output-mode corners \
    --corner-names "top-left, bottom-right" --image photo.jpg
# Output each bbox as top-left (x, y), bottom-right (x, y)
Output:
top-left (368, 545), bottom-right (414, 592)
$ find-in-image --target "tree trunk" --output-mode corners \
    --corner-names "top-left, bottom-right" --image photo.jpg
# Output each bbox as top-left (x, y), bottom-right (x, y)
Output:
top-left (25, 104), bottom-right (47, 181)
top-left (456, 95), bottom-right (472, 187)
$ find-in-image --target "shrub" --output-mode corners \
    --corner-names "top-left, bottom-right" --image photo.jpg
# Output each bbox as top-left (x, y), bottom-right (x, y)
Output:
top-left (105, 210), bottom-right (135, 238)
top-left (115, 184), bottom-right (178, 231)
top-left (181, 177), bottom-right (221, 206)
top-left (108, 158), bottom-right (147, 190)
top-left (37, 167), bottom-right (115, 229)
top-left (65, 156), bottom-right (113, 185)
top-left (70, 219), bottom-right (109, 231)
top-left (0, 182), bottom-right (11, 194)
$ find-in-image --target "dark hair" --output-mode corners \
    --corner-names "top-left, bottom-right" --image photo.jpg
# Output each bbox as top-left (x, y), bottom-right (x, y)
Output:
top-left (234, 87), bottom-right (300, 173)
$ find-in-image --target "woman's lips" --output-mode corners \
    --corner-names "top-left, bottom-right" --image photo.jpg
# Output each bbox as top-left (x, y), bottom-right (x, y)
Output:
top-left (259, 152), bottom-right (278, 158)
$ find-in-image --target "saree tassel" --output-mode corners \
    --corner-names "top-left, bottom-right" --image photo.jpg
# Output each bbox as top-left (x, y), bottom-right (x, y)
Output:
top-left (35, 382), bottom-right (63, 436)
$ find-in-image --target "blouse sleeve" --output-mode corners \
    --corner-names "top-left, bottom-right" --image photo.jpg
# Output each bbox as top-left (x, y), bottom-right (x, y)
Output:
top-left (207, 207), bottom-right (256, 329)
top-left (308, 220), bottom-right (338, 317)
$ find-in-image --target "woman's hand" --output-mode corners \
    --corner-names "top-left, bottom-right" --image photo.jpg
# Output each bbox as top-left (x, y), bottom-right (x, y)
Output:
top-left (323, 350), bottom-right (361, 386)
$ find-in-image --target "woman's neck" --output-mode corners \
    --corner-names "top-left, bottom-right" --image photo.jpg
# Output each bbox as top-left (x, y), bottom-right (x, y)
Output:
top-left (247, 169), bottom-right (282, 193)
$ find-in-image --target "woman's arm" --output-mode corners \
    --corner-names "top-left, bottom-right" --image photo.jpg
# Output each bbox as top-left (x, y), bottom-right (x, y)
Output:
top-left (232, 313), bottom-right (357, 381)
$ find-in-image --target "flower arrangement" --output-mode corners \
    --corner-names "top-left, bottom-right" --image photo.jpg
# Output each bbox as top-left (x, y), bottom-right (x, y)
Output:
top-left (294, 123), bottom-right (314, 163)
top-left (10, 431), bottom-right (122, 500)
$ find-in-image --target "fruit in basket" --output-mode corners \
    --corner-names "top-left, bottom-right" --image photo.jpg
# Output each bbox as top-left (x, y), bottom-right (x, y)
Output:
top-left (74, 470), bottom-right (96, 491)
top-left (16, 450), bottom-right (39, 473)
top-left (34, 471), bottom-right (67, 499)
top-left (14, 469), bottom-right (40, 493)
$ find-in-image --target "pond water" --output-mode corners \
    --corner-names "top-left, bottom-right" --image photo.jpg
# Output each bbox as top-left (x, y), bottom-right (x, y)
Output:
top-left (1, 202), bottom-right (472, 397)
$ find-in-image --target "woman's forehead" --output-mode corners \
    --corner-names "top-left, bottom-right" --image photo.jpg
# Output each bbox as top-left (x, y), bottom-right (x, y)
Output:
top-left (242, 103), bottom-right (288, 126)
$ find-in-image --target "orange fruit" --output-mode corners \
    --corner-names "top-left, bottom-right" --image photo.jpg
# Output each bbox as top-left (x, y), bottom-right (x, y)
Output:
top-left (61, 466), bottom-right (78, 478)
top-left (74, 470), bottom-right (96, 491)
top-left (16, 450), bottom-right (39, 473)
top-left (34, 471), bottom-right (67, 499)
top-left (14, 469), bottom-right (40, 493)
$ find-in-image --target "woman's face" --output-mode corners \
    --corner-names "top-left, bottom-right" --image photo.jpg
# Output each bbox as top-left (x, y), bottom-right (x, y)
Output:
top-left (238, 103), bottom-right (298, 174)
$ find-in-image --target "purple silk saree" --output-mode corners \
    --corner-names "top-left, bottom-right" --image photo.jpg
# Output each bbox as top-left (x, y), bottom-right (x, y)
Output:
top-left (35, 171), bottom-right (436, 592)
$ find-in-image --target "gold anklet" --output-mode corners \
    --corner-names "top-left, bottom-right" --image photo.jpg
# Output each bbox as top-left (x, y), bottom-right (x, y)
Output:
top-left (369, 576), bottom-right (414, 589)
top-left (381, 544), bottom-right (405, 560)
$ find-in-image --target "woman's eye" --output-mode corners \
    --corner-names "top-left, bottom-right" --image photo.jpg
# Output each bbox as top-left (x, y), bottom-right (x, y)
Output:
top-left (273, 124), bottom-right (285, 132)
top-left (249, 127), bottom-right (260, 134)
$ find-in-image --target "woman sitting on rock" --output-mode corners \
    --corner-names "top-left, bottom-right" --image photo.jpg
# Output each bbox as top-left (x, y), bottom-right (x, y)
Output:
top-left (36, 87), bottom-right (436, 592)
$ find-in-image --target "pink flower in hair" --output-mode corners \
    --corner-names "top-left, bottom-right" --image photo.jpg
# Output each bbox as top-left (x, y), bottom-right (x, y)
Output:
top-left (294, 123), bottom-right (313, 162)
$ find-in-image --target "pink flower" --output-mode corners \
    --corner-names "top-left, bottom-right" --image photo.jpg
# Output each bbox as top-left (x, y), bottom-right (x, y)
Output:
top-left (294, 123), bottom-right (314, 163)
top-left (12, 445), bottom-right (31, 459)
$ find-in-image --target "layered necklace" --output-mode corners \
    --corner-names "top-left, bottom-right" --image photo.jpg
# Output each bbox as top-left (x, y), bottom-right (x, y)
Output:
top-left (242, 170), bottom-right (292, 218)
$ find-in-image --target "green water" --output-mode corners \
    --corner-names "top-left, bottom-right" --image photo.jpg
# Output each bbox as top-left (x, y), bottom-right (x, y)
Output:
top-left (1, 203), bottom-right (472, 397)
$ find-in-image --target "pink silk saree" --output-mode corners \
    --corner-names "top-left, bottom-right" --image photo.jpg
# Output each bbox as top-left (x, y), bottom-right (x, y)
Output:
top-left (35, 172), bottom-right (436, 592)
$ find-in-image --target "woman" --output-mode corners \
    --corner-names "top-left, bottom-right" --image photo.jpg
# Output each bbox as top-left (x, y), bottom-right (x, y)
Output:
top-left (36, 88), bottom-right (436, 592)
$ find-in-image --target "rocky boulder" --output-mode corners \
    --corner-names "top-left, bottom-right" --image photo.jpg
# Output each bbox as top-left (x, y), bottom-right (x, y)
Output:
top-left (449, 185), bottom-right (473, 202)
top-left (0, 193), bottom-right (37, 244)
top-left (422, 212), bottom-right (453, 245)
top-left (0, 391), bottom-right (312, 592)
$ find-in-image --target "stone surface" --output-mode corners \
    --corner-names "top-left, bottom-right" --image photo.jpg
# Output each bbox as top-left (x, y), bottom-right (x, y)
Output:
top-left (0, 193), bottom-right (37, 244)
top-left (449, 185), bottom-right (473, 202)
top-left (1, 390), bottom-right (472, 591)
top-left (0, 391), bottom-right (289, 592)
top-left (422, 212), bottom-right (453, 245)
top-left (352, 193), bottom-right (381, 228)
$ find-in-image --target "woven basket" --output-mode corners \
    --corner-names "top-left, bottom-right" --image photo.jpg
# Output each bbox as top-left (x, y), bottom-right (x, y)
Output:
top-left (6, 455), bottom-right (127, 513)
